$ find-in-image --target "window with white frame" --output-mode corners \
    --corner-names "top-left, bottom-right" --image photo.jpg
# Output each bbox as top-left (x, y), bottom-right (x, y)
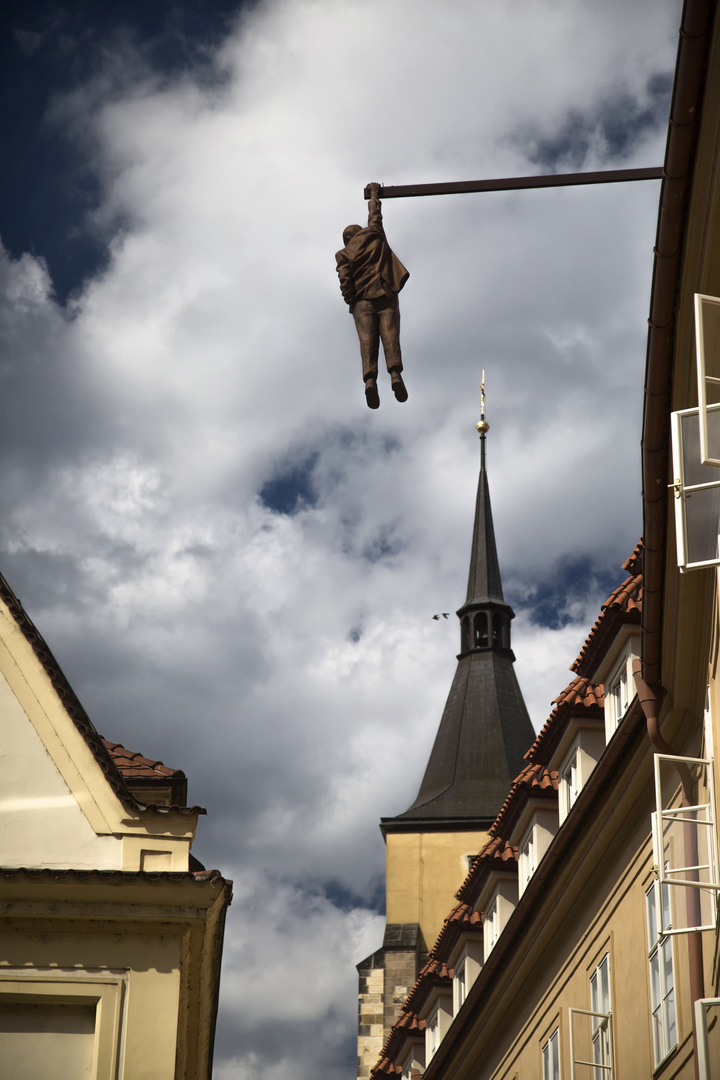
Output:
top-left (590, 955), bottom-right (612, 1076)
top-left (652, 753), bottom-right (719, 933)
top-left (452, 941), bottom-right (483, 1015)
top-left (400, 1044), bottom-right (425, 1080)
top-left (542, 1028), bottom-right (560, 1080)
top-left (694, 998), bottom-right (720, 1079)
top-left (484, 895), bottom-right (499, 955)
top-left (426, 1011), bottom-right (440, 1060)
top-left (646, 880), bottom-right (677, 1066)
top-left (560, 751), bottom-right (580, 819)
top-left (670, 404), bottom-right (720, 571)
top-left (424, 996), bottom-right (452, 1063)
top-left (454, 960), bottom-right (466, 1012)
top-left (519, 826), bottom-right (537, 892)
top-left (694, 292), bottom-right (720, 467)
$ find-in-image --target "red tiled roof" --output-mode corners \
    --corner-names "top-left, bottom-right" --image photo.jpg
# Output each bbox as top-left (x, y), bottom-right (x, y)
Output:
top-left (371, 1005), bottom-right (427, 1079)
top-left (455, 835), bottom-right (518, 905)
top-left (491, 763), bottom-right (559, 836)
top-left (524, 676), bottom-right (604, 764)
top-left (622, 539), bottom-right (643, 576)
top-left (102, 739), bottom-right (185, 780)
top-left (571, 571), bottom-right (642, 678)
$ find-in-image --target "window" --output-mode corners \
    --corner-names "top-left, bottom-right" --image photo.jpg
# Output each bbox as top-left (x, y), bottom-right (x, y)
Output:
top-left (694, 292), bottom-right (720, 467)
top-left (646, 882), bottom-right (677, 1065)
top-left (400, 1044), bottom-right (425, 1080)
top-left (560, 752), bottom-right (580, 819)
top-left (455, 961), bottom-right (466, 1011)
top-left (519, 827), bottom-right (536, 892)
top-left (426, 1012), bottom-right (440, 1060)
top-left (653, 754), bottom-right (719, 933)
top-left (0, 973), bottom-right (124, 1080)
top-left (670, 404), bottom-right (720, 571)
top-left (451, 941), bottom-right (483, 1015)
top-left (590, 956), bottom-right (612, 1077)
top-left (484, 896), bottom-right (499, 956)
top-left (695, 998), bottom-right (720, 1079)
top-left (569, 955), bottom-right (613, 1079)
top-left (424, 996), bottom-right (452, 1063)
top-left (542, 1028), bottom-right (560, 1080)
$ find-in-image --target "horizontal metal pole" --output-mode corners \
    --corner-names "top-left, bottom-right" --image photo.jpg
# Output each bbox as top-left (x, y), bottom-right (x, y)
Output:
top-left (364, 167), bottom-right (663, 200)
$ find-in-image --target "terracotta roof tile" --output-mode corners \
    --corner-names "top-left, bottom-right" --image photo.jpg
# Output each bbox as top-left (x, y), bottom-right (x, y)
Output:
top-left (524, 676), bottom-right (604, 764)
top-left (370, 1004), bottom-right (427, 1080)
top-left (102, 739), bottom-right (185, 780)
top-left (455, 835), bottom-right (518, 904)
top-left (571, 570), bottom-right (642, 678)
top-left (622, 539), bottom-right (643, 576)
top-left (491, 763), bottom-right (559, 836)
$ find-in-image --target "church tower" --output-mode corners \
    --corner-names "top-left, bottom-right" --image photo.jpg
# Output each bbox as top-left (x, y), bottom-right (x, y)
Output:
top-left (357, 408), bottom-right (535, 1079)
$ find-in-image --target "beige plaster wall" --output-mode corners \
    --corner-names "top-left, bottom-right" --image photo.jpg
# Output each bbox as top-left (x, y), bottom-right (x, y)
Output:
top-left (0, 671), bottom-right (122, 870)
top-left (386, 829), bottom-right (488, 951)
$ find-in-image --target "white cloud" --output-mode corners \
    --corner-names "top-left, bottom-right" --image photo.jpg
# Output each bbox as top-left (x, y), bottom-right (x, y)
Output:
top-left (0, 1), bottom-right (682, 1077)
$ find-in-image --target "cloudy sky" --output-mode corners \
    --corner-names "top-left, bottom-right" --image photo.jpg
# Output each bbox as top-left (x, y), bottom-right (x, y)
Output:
top-left (0, 1), bottom-right (682, 1076)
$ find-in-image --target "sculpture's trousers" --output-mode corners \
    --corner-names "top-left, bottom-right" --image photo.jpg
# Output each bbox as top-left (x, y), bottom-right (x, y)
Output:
top-left (351, 296), bottom-right (403, 382)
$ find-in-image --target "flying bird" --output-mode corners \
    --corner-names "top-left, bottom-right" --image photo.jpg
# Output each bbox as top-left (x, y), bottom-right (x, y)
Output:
top-left (432, 613), bottom-right (450, 620)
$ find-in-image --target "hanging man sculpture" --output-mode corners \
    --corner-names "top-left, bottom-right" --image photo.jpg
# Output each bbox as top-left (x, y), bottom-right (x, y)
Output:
top-left (336, 182), bottom-right (409, 409)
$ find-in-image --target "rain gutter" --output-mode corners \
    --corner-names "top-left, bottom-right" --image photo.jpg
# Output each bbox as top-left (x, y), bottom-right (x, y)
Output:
top-left (641, 0), bottom-right (716, 687)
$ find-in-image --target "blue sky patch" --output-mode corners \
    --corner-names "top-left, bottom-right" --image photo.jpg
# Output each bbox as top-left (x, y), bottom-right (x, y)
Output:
top-left (259, 452), bottom-right (319, 515)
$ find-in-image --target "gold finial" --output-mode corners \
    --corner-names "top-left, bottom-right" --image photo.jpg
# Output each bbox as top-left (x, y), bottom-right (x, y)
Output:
top-left (476, 369), bottom-right (489, 434)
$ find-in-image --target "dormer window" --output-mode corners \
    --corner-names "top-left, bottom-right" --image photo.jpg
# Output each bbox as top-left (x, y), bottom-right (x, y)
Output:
top-left (603, 636), bottom-right (640, 741)
top-left (560, 750), bottom-right (580, 818)
top-left (451, 940), bottom-right (483, 1015)
top-left (481, 878), bottom-right (518, 962)
top-left (424, 994), bottom-right (453, 1062)
top-left (515, 809), bottom-right (558, 895)
top-left (553, 726), bottom-right (605, 825)
top-left (484, 895), bottom-right (500, 955)
top-left (400, 1044), bottom-right (425, 1079)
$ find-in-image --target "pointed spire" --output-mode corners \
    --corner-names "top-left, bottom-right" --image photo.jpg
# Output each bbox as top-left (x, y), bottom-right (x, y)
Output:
top-left (385, 388), bottom-right (534, 827)
top-left (462, 404), bottom-right (507, 610)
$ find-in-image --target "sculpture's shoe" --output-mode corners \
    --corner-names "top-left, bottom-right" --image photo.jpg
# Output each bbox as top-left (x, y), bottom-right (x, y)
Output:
top-left (365, 379), bottom-right (380, 409)
top-left (391, 372), bottom-right (408, 403)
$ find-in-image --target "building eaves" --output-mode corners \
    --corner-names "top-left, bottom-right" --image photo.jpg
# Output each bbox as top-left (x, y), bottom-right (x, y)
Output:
top-left (0, 866), bottom-right (229, 887)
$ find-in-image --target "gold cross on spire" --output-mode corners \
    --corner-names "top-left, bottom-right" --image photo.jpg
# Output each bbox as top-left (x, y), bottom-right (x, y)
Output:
top-left (477, 369), bottom-right (489, 435)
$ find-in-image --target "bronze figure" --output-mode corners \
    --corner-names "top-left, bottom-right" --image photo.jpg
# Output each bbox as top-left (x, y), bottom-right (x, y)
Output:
top-left (336, 183), bottom-right (409, 409)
